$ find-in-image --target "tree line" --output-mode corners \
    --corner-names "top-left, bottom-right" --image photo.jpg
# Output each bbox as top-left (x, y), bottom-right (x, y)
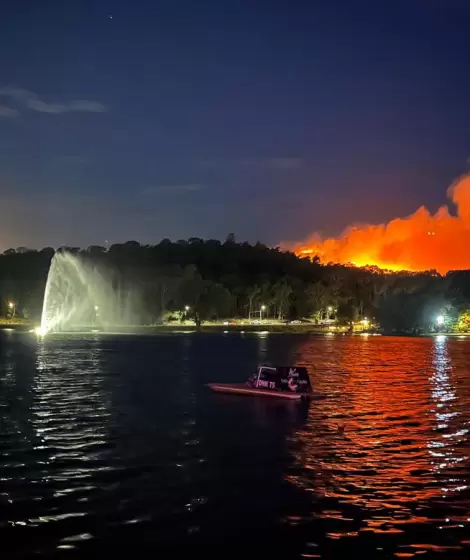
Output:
top-left (0, 237), bottom-right (469, 332)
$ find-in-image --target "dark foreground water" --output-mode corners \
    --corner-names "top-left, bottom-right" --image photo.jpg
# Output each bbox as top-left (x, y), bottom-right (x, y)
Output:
top-left (1, 332), bottom-right (470, 558)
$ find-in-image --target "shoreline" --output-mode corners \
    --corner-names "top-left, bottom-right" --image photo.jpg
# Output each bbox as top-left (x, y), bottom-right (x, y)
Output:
top-left (1, 321), bottom-right (468, 337)
top-left (0, 321), bottom-right (357, 335)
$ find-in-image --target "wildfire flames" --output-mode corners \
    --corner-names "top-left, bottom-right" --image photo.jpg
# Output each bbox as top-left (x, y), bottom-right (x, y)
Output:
top-left (292, 174), bottom-right (470, 275)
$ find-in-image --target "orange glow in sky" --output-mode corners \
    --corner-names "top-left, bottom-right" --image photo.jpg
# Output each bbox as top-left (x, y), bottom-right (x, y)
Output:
top-left (291, 174), bottom-right (470, 274)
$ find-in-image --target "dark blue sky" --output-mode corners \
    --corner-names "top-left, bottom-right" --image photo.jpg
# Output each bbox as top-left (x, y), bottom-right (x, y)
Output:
top-left (0, 0), bottom-right (469, 250)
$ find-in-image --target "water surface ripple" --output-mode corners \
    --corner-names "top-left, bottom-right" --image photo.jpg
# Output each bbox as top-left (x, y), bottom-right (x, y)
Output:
top-left (1, 332), bottom-right (469, 558)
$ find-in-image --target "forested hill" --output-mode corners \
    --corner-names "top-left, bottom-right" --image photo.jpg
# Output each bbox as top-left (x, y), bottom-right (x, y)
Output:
top-left (0, 238), bottom-right (469, 331)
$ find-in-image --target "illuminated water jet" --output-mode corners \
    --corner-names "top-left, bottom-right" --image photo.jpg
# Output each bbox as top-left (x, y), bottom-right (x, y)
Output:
top-left (40, 252), bottom-right (140, 334)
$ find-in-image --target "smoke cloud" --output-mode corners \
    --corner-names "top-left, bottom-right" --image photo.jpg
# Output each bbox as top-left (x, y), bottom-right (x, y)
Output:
top-left (291, 174), bottom-right (470, 274)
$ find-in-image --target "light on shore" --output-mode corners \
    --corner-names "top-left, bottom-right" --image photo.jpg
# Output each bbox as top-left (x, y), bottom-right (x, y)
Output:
top-left (34, 326), bottom-right (46, 336)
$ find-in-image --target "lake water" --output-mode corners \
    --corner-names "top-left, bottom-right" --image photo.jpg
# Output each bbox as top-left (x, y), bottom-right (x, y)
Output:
top-left (1, 332), bottom-right (470, 558)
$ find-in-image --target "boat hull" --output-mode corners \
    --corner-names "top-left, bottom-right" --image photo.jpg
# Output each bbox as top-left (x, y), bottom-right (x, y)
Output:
top-left (207, 383), bottom-right (309, 400)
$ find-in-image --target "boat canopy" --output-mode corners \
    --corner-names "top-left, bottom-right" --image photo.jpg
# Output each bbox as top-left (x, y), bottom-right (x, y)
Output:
top-left (255, 366), bottom-right (312, 394)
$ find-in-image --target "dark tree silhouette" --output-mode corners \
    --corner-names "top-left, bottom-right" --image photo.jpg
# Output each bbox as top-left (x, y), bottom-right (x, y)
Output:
top-left (0, 238), bottom-right (465, 331)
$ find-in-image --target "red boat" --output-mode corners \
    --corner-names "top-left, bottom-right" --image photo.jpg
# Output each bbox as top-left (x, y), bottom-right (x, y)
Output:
top-left (207, 365), bottom-right (313, 400)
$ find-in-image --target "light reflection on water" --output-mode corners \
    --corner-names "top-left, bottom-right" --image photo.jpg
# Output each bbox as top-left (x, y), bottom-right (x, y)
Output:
top-left (288, 335), bottom-right (470, 557)
top-left (1, 334), bottom-right (112, 553)
top-left (0, 332), bottom-right (469, 558)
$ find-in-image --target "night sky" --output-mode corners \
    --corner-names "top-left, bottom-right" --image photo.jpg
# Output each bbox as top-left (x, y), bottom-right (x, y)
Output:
top-left (1, 0), bottom-right (469, 250)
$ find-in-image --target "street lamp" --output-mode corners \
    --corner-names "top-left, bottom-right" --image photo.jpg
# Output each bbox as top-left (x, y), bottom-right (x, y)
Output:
top-left (327, 306), bottom-right (333, 312)
top-left (8, 301), bottom-right (14, 309)
top-left (185, 305), bottom-right (190, 312)
top-left (436, 315), bottom-right (444, 326)
top-left (260, 304), bottom-right (266, 321)
top-left (94, 305), bottom-right (99, 311)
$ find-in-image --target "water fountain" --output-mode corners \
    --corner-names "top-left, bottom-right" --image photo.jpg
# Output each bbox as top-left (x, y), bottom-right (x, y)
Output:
top-left (39, 251), bottom-right (140, 334)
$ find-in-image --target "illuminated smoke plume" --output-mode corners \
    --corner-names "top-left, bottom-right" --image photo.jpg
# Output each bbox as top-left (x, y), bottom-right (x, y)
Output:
top-left (291, 174), bottom-right (470, 274)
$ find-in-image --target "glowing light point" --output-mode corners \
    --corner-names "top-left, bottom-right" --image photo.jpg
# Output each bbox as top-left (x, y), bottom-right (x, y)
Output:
top-left (34, 326), bottom-right (46, 336)
top-left (436, 315), bottom-right (445, 326)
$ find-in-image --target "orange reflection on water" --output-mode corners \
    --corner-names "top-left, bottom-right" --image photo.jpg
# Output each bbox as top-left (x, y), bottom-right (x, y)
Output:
top-left (285, 335), bottom-right (470, 556)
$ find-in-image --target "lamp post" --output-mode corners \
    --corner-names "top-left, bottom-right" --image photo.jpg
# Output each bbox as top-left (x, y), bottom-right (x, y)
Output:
top-left (8, 301), bottom-right (15, 318)
top-left (260, 304), bottom-right (266, 321)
